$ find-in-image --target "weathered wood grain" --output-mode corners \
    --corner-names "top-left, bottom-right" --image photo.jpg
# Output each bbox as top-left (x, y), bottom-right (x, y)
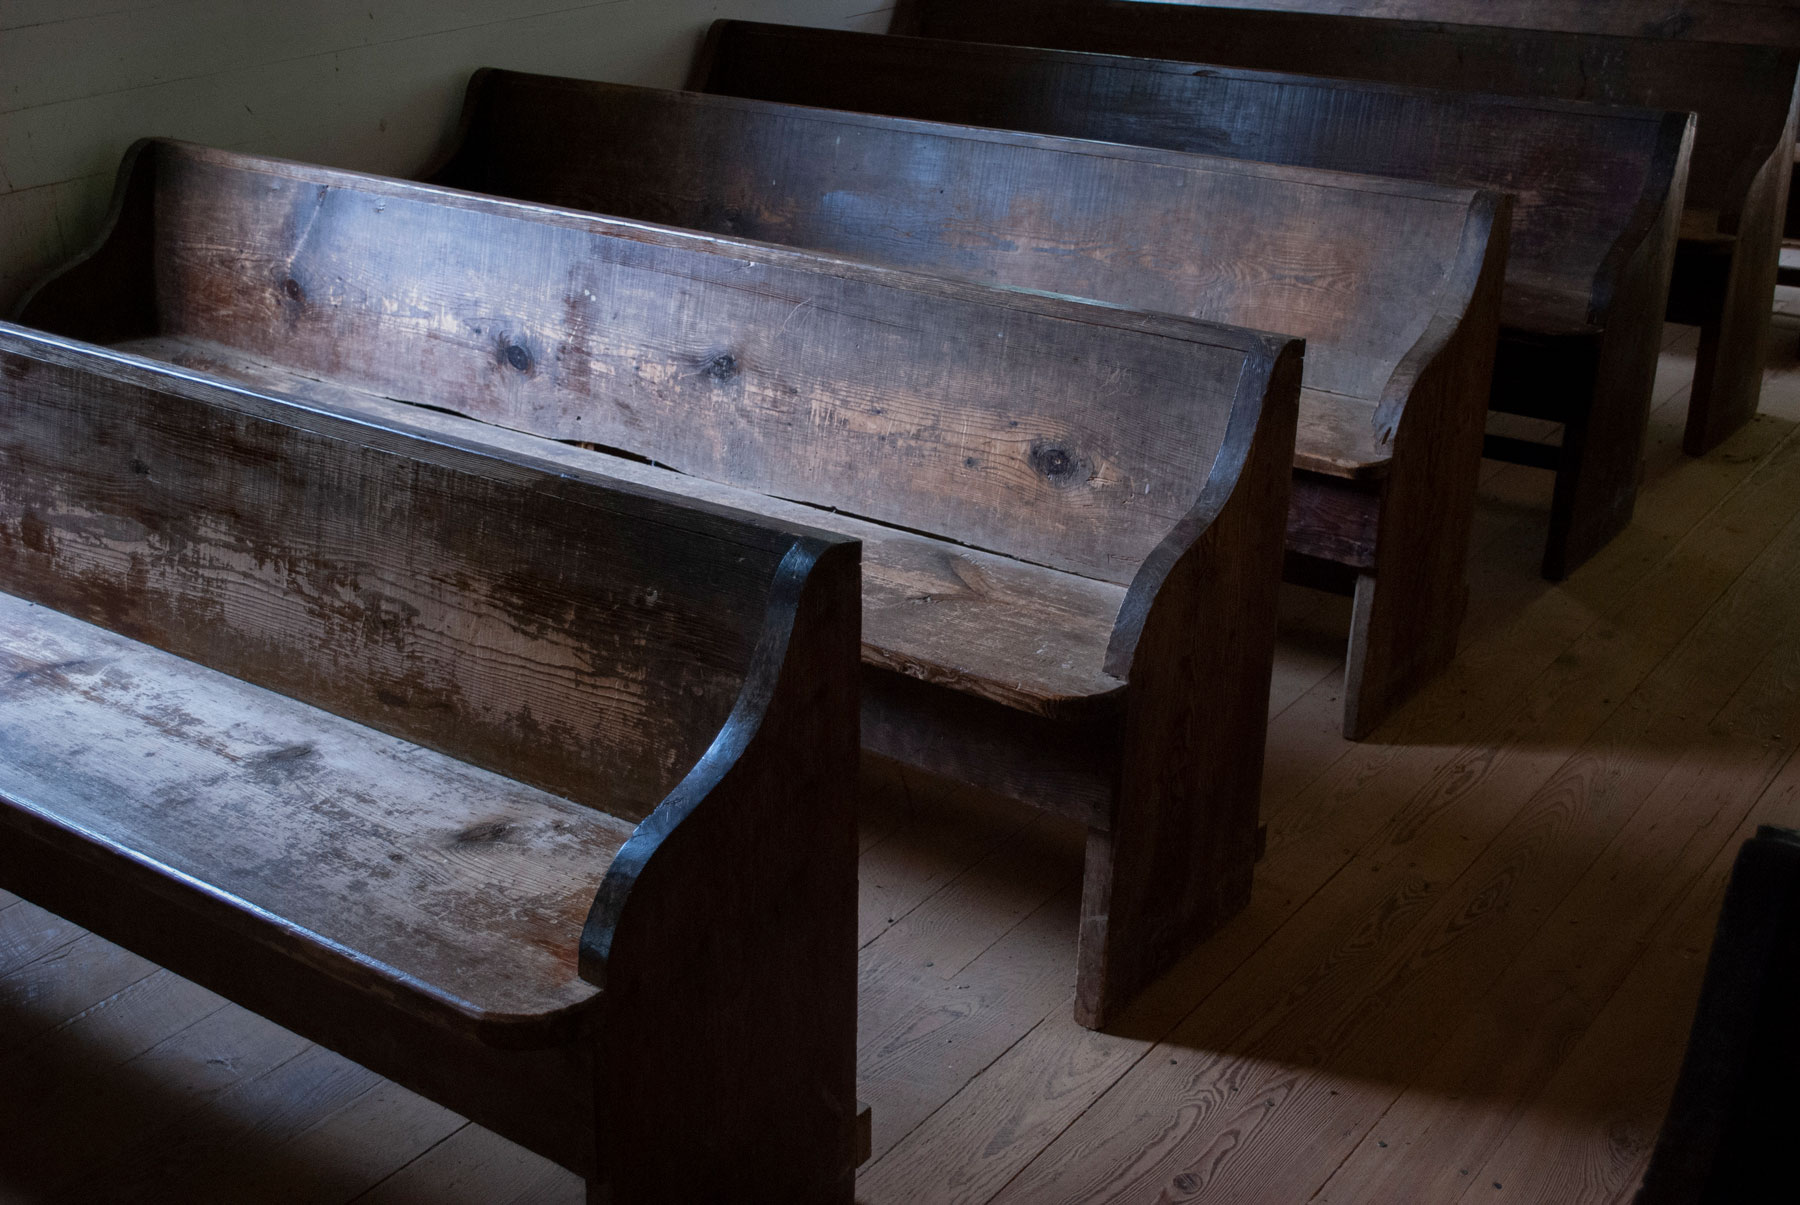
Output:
top-left (904, 0), bottom-right (1799, 456)
top-left (0, 328), bottom-right (787, 824)
top-left (114, 332), bottom-right (1131, 721)
top-left (35, 139), bottom-right (1255, 589)
top-left (0, 594), bottom-right (634, 1025)
top-left (696, 21), bottom-right (1688, 581)
top-left (17, 136), bottom-right (1301, 1026)
top-left (967, 0), bottom-right (1800, 44)
top-left (447, 71), bottom-right (1496, 736)
top-left (0, 316), bottom-right (867, 1197)
top-left (436, 70), bottom-right (1472, 468)
top-left (1, 326), bottom-right (1797, 1202)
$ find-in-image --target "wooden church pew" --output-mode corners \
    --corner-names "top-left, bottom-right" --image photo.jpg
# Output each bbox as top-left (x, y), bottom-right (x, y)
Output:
top-left (991, 0), bottom-right (1800, 43)
top-left (431, 70), bottom-right (1507, 739)
top-left (0, 322), bottom-right (863, 1200)
top-left (15, 138), bottom-right (1302, 1029)
top-left (897, 0), bottom-right (1800, 458)
top-left (693, 22), bottom-right (1688, 582)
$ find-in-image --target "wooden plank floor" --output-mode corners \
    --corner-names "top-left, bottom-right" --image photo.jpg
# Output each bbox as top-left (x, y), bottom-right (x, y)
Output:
top-left (5, 309), bottom-right (1800, 1202)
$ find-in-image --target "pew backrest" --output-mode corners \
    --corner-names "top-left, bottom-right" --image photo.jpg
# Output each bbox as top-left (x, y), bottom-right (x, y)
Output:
top-left (432, 71), bottom-right (1495, 435)
top-left (0, 320), bottom-right (854, 824)
top-left (693, 21), bottom-right (1686, 328)
top-left (20, 139), bottom-right (1287, 590)
top-left (949, 0), bottom-right (1800, 44)
top-left (901, 0), bottom-right (1797, 233)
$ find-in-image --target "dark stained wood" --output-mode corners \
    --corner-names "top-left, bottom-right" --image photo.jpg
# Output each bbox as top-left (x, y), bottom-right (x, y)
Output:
top-left (914, 0), bottom-right (1800, 44)
top-left (1636, 825), bottom-right (1800, 1205)
top-left (0, 320), bottom-right (865, 1198)
top-left (1078, 323), bottom-right (1300, 1024)
top-left (432, 70), bottom-right (1505, 737)
top-left (1787, 153), bottom-right (1800, 242)
top-left (694, 22), bottom-right (1689, 580)
top-left (900, 0), bottom-right (1799, 457)
top-left (17, 139), bottom-right (1303, 1027)
top-left (0, 333), bottom-right (785, 827)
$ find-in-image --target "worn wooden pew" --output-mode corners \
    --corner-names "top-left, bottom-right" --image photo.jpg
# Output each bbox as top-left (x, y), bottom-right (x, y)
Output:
top-left (895, 0), bottom-right (1800, 457)
top-left (693, 23), bottom-right (1687, 581)
top-left (432, 71), bottom-right (1506, 739)
top-left (1024, 0), bottom-right (1800, 42)
top-left (17, 139), bottom-right (1303, 1029)
top-left (0, 319), bottom-right (863, 1198)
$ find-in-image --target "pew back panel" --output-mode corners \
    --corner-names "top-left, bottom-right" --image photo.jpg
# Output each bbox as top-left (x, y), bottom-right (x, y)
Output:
top-left (435, 71), bottom-right (1496, 469)
top-left (42, 139), bottom-right (1260, 590)
top-left (0, 327), bottom-right (813, 828)
top-left (932, 0), bottom-right (1800, 44)
top-left (693, 21), bottom-right (1686, 333)
top-left (905, 0), bottom-right (1795, 229)
top-left (903, 0), bottom-right (1799, 456)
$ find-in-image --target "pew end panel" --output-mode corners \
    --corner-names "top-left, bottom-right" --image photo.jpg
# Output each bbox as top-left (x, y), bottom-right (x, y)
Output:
top-left (1540, 115), bottom-right (1694, 577)
top-left (1636, 825), bottom-right (1800, 1205)
top-left (1682, 70), bottom-right (1800, 454)
top-left (1340, 192), bottom-right (1508, 738)
top-left (1078, 335), bottom-right (1302, 1027)
top-left (0, 324), bottom-right (863, 1199)
top-left (585, 535), bottom-right (863, 1201)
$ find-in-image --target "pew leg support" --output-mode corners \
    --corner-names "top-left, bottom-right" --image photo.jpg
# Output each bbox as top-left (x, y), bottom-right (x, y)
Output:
top-left (1685, 294), bottom-right (1769, 457)
top-left (1541, 382), bottom-right (1648, 583)
top-left (1342, 564), bottom-right (1466, 742)
top-left (1074, 805), bottom-right (1254, 1032)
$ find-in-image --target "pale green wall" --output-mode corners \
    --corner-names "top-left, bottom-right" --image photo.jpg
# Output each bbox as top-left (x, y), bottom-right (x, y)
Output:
top-left (0, 0), bottom-right (892, 307)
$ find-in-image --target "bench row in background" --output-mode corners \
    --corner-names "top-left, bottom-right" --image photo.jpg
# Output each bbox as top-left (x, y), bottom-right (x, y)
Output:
top-left (887, 0), bottom-right (1798, 463)
top-left (689, 20), bottom-right (1692, 597)
top-left (428, 69), bottom-right (1515, 741)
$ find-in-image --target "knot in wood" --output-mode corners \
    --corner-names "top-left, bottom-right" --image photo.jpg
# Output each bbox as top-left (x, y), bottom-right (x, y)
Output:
top-left (280, 277), bottom-right (305, 303)
top-left (455, 820), bottom-right (514, 845)
top-left (1028, 441), bottom-right (1087, 486)
top-left (702, 352), bottom-right (738, 382)
top-left (503, 342), bottom-right (533, 373)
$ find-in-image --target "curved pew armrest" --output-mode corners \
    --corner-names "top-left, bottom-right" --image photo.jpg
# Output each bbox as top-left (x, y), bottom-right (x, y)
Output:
top-left (1375, 190), bottom-right (1510, 451)
top-left (1588, 112), bottom-right (1696, 326)
top-left (578, 535), bottom-right (859, 987)
top-left (13, 138), bottom-right (157, 342)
